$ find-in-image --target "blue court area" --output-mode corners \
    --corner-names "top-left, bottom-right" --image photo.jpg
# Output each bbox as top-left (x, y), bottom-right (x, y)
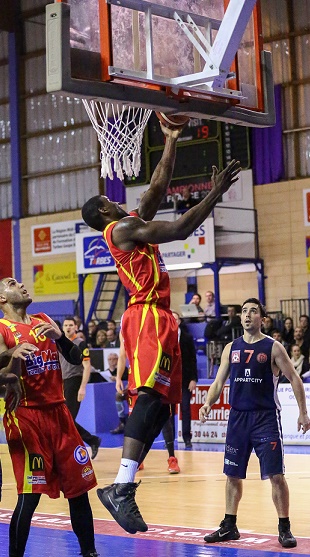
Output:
top-left (0, 521), bottom-right (307, 557)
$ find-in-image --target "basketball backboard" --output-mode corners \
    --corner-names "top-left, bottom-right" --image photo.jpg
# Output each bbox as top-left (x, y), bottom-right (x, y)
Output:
top-left (46, 0), bottom-right (275, 127)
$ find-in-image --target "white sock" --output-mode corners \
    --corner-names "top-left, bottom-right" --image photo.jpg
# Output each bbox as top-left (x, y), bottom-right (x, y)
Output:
top-left (114, 458), bottom-right (138, 483)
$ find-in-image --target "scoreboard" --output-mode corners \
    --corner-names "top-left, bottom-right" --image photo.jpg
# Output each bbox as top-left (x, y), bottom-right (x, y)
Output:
top-left (124, 113), bottom-right (250, 189)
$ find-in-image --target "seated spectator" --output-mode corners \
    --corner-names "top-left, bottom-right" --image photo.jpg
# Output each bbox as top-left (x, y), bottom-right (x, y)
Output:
top-left (107, 319), bottom-right (118, 333)
top-left (271, 328), bottom-right (289, 351)
top-left (214, 306), bottom-right (242, 342)
top-left (204, 290), bottom-right (216, 321)
top-left (290, 344), bottom-right (309, 379)
top-left (299, 314), bottom-right (310, 346)
top-left (97, 320), bottom-right (108, 331)
top-left (86, 319), bottom-right (98, 347)
top-left (289, 326), bottom-right (309, 360)
top-left (96, 329), bottom-right (108, 348)
top-left (76, 331), bottom-right (87, 342)
top-left (189, 293), bottom-right (205, 322)
top-left (177, 186), bottom-right (198, 212)
top-left (262, 315), bottom-right (274, 336)
top-left (282, 317), bottom-right (294, 346)
top-left (106, 328), bottom-right (120, 348)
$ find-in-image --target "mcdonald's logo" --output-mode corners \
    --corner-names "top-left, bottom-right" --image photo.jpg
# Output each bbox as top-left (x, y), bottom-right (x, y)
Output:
top-left (159, 352), bottom-right (172, 373)
top-left (29, 453), bottom-right (45, 471)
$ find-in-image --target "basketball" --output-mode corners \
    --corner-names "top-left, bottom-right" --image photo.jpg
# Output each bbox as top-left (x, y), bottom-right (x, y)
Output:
top-left (155, 111), bottom-right (190, 129)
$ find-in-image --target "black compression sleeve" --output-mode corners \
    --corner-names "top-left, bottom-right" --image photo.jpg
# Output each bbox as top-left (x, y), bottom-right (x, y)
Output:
top-left (55, 333), bottom-right (83, 365)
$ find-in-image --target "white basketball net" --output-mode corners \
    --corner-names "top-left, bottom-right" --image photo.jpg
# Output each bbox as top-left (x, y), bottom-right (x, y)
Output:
top-left (82, 100), bottom-right (152, 181)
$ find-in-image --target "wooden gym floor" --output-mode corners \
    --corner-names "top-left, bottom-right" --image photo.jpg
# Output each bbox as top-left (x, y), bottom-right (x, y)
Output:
top-left (0, 439), bottom-right (310, 556)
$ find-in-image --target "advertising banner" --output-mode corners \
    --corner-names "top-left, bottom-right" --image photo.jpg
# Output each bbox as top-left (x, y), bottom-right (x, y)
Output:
top-left (33, 261), bottom-right (93, 294)
top-left (76, 218), bottom-right (214, 274)
top-left (32, 220), bottom-right (87, 256)
top-left (178, 383), bottom-right (310, 445)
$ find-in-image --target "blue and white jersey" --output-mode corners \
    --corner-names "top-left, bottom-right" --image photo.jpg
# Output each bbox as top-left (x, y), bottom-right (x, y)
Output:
top-left (229, 336), bottom-right (281, 411)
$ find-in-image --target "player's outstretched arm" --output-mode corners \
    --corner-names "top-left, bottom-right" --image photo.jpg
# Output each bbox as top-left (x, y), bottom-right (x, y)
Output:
top-left (113, 160), bottom-right (241, 250)
top-left (199, 342), bottom-right (231, 422)
top-left (137, 123), bottom-right (184, 222)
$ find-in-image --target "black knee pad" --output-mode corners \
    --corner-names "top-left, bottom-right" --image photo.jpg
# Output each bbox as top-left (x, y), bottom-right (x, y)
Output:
top-left (125, 391), bottom-right (165, 442)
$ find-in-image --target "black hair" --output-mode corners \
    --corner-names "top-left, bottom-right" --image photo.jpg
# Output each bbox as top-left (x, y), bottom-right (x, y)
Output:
top-left (81, 196), bottom-right (104, 231)
top-left (63, 315), bottom-right (75, 323)
top-left (242, 297), bottom-right (267, 317)
top-left (300, 314), bottom-right (310, 324)
top-left (192, 293), bottom-right (202, 303)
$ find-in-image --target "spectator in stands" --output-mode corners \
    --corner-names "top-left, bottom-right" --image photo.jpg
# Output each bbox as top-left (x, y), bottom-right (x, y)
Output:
top-left (204, 290), bottom-right (216, 321)
top-left (177, 186), bottom-right (198, 212)
top-left (106, 328), bottom-right (120, 348)
top-left (282, 317), bottom-right (294, 346)
top-left (290, 344), bottom-right (309, 380)
top-left (172, 311), bottom-right (198, 449)
top-left (74, 315), bottom-right (85, 335)
top-left (189, 293), bottom-right (205, 322)
top-left (96, 329), bottom-right (108, 348)
top-left (76, 331), bottom-right (87, 342)
top-left (214, 306), bottom-right (242, 342)
top-left (299, 315), bottom-right (310, 347)
top-left (97, 320), bottom-right (108, 331)
top-left (271, 328), bottom-right (289, 351)
top-left (289, 327), bottom-right (309, 360)
top-left (107, 319), bottom-right (118, 333)
top-left (86, 320), bottom-right (98, 348)
top-left (262, 315), bottom-right (274, 336)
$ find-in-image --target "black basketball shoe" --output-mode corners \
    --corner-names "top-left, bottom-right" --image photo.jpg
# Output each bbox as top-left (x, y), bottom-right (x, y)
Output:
top-left (97, 481), bottom-right (148, 534)
top-left (278, 522), bottom-right (297, 548)
top-left (204, 519), bottom-right (240, 543)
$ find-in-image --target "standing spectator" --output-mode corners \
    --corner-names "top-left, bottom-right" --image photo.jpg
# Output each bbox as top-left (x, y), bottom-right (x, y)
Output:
top-left (199, 297), bottom-right (310, 548)
top-left (86, 320), bottom-right (98, 348)
top-left (204, 290), bottom-right (216, 320)
top-left (299, 315), bottom-right (310, 347)
top-left (282, 317), bottom-right (294, 346)
top-left (60, 317), bottom-right (101, 460)
top-left (0, 278), bottom-right (98, 557)
top-left (106, 328), bottom-right (120, 348)
top-left (172, 311), bottom-right (198, 449)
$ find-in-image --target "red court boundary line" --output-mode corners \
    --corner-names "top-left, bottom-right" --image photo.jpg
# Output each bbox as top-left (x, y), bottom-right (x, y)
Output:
top-left (0, 510), bottom-right (309, 553)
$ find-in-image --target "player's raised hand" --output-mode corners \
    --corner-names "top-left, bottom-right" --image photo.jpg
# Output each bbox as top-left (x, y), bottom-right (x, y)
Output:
top-left (211, 159), bottom-right (242, 196)
top-left (32, 321), bottom-right (62, 340)
top-left (158, 121), bottom-right (186, 140)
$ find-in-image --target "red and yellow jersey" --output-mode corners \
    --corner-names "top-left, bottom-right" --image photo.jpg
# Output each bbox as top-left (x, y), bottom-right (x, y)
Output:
top-left (0, 313), bottom-right (64, 408)
top-left (104, 213), bottom-right (170, 309)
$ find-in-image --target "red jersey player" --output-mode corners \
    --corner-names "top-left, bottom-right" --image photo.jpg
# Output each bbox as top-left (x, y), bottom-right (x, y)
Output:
top-left (0, 277), bottom-right (98, 557)
top-left (82, 121), bottom-right (241, 535)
